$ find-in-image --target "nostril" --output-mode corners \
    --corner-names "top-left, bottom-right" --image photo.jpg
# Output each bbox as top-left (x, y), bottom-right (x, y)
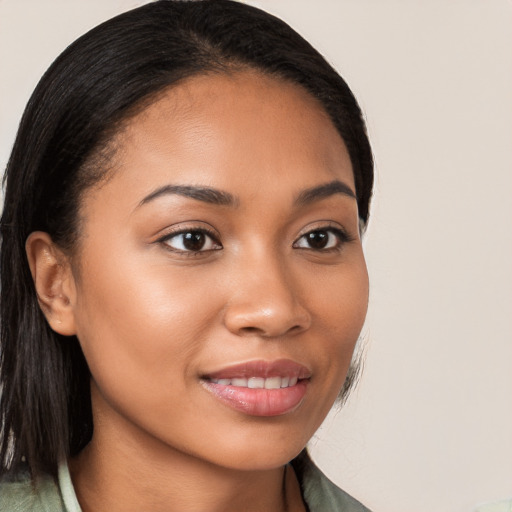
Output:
top-left (240, 326), bottom-right (261, 335)
top-left (239, 323), bottom-right (305, 338)
top-left (223, 298), bottom-right (312, 338)
top-left (288, 324), bottom-right (304, 334)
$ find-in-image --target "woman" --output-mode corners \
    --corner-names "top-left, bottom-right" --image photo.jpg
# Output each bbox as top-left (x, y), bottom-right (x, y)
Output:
top-left (0, 1), bottom-right (373, 511)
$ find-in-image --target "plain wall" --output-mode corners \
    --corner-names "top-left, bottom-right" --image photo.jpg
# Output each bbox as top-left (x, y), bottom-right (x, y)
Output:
top-left (1, 2), bottom-right (511, 511)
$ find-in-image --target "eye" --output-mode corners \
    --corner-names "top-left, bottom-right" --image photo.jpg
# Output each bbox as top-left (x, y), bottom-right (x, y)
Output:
top-left (160, 229), bottom-right (221, 253)
top-left (293, 227), bottom-right (349, 251)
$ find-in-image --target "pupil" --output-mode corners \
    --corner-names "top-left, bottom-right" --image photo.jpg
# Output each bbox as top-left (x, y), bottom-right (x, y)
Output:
top-left (307, 231), bottom-right (328, 249)
top-left (183, 232), bottom-right (205, 251)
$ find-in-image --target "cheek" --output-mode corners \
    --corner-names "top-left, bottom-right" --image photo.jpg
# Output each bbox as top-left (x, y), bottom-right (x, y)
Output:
top-left (289, 258), bottom-right (368, 440)
top-left (71, 249), bottom-right (221, 394)
top-left (307, 256), bottom-right (369, 342)
top-left (298, 254), bottom-right (369, 392)
top-left (315, 262), bottom-right (368, 385)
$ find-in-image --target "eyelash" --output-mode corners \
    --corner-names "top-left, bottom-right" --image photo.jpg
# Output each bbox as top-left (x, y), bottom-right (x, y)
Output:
top-left (293, 226), bottom-right (353, 252)
top-left (157, 225), bottom-right (352, 255)
top-left (157, 227), bottom-right (222, 256)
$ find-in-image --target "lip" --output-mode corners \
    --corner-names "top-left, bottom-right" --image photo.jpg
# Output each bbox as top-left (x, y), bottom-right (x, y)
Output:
top-left (203, 359), bottom-right (311, 380)
top-left (201, 359), bottom-right (311, 417)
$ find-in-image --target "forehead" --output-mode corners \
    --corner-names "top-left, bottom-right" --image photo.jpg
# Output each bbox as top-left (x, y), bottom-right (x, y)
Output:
top-left (88, 71), bottom-right (355, 209)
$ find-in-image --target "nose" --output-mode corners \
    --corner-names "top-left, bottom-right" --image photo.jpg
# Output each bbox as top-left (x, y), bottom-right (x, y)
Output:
top-left (223, 255), bottom-right (312, 338)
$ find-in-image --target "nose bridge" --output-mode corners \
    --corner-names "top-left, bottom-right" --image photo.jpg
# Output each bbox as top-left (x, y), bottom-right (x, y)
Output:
top-left (223, 246), bottom-right (311, 338)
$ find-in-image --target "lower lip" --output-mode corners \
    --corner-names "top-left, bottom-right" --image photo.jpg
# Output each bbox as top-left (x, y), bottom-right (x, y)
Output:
top-left (202, 380), bottom-right (309, 417)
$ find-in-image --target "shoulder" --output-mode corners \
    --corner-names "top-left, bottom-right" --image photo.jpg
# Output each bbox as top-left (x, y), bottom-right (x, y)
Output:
top-left (0, 470), bottom-right (66, 512)
top-left (292, 451), bottom-right (373, 512)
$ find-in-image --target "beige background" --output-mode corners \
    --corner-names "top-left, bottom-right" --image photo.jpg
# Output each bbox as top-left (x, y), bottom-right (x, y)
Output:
top-left (1, 1), bottom-right (511, 511)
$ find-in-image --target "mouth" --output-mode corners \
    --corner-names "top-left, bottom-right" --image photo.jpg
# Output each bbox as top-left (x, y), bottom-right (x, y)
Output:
top-left (201, 359), bottom-right (311, 417)
top-left (207, 375), bottom-right (299, 389)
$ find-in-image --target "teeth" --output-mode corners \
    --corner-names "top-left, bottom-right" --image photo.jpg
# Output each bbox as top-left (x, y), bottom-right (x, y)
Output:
top-left (248, 377), bottom-right (264, 389)
top-left (210, 376), bottom-right (299, 389)
top-left (264, 377), bottom-right (282, 389)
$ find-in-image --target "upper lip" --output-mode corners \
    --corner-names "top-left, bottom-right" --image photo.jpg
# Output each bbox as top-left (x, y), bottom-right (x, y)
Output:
top-left (203, 359), bottom-right (311, 380)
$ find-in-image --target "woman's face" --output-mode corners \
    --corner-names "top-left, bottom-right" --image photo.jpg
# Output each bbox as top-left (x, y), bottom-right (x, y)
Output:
top-left (68, 71), bottom-right (369, 470)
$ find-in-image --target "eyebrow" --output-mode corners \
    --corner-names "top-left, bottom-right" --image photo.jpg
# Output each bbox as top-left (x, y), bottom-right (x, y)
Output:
top-left (137, 179), bottom-right (356, 210)
top-left (294, 180), bottom-right (356, 206)
top-left (138, 184), bottom-right (238, 208)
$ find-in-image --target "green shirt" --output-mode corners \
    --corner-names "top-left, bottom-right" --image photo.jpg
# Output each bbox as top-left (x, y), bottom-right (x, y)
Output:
top-left (0, 452), bottom-right (371, 511)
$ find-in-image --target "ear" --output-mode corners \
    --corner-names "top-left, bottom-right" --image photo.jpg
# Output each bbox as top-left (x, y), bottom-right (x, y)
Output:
top-left (25, 231), bottom-right (77, 336)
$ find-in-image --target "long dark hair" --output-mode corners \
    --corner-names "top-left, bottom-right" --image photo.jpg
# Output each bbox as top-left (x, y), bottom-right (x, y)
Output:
top-left (0, 0), bottom-right (373, 479)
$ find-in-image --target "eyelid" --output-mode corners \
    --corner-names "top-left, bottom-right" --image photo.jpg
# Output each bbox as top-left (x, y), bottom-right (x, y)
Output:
top-left (294, 221), bottom-right (352, 240)
top-left (292, 222), bottom-right (354, 250)
top-left (154, 221), bottom-right (219, 239)
top-left (155, 222), bottom-right (222, 254)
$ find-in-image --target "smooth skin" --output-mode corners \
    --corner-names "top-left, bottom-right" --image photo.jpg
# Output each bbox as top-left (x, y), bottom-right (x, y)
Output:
top-left (26, 71), bottom-right (369, 512)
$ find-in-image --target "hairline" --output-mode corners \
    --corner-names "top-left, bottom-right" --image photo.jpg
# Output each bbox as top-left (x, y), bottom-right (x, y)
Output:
top-left (67, 65), bottom-right (356, 262)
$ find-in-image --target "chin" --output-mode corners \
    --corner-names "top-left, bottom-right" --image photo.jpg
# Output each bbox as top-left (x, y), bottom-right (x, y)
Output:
top-left (192, 423), bottom-right (313, 472)
top-left (215, 447), bottom-right (305, 472)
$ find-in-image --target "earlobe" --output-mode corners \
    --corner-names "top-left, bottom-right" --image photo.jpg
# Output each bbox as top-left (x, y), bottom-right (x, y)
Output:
top-left (25, 231), bottom-right (77, 336)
